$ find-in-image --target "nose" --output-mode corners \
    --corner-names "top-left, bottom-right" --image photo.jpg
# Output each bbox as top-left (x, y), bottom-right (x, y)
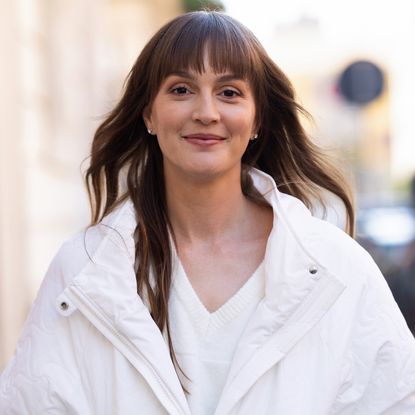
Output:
top-left (192, 94), bottom-right (220, 125)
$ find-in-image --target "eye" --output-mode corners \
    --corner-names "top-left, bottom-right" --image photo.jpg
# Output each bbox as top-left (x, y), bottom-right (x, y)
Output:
top-left (171, 85), bottom-right (191, 95)
top-left (220, 88), bottom-right (240, 98)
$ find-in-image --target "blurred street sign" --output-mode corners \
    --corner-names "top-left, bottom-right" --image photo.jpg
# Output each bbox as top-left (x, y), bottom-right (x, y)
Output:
top-left (339, 60), bottom-right (384, 105)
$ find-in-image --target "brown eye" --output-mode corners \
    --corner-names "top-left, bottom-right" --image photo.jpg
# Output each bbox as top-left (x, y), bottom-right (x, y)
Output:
top-left (172, 86), bottom-right (190, 95)
top-left (221, 89), bottom-right (239, 98)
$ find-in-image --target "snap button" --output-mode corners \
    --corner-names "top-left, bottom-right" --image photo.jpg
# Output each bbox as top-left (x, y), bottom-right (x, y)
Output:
top-left (308, 265), bottom-right (318, 275)
top-left (56, 293), bottom-right (76, 316)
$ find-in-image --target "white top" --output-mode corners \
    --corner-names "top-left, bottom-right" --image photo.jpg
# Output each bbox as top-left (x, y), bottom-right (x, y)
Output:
top-left (169, 259), bottom-right (265, 415)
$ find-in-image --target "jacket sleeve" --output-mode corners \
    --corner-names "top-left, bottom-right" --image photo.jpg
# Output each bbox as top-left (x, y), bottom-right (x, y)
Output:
top-left (0, 238), bottom-right (92, 415)
top-left (332, 252), bottom-right (415, 415)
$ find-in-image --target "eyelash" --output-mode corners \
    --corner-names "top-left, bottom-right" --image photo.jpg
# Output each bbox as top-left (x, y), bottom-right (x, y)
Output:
top-left (171, 85), bottom-right (191, 95)
top-left (170, 85), bottom-right (241, 98)
top-left (220, 89), bottom-right (240, 98)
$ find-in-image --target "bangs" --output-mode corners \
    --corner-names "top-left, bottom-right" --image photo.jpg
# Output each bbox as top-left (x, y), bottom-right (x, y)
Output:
top-left (150, 12), bottom-right (261, 86)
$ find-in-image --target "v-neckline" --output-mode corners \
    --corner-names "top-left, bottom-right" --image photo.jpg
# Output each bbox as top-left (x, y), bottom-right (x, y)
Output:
top-left (172, 258), bottom-right (265, 336)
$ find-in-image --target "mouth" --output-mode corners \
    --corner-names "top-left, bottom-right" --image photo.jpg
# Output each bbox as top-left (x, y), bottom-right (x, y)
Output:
top-left (183, 133), bottom-right (225, 140)
top-left (182, 133), bottom-right (226, 146)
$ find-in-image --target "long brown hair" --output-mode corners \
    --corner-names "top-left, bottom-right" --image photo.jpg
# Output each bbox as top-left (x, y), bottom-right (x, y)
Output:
top-left (85, 11), bottom-right (354, 372)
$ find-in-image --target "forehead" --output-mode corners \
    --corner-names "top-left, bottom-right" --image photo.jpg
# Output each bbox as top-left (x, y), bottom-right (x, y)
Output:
top-left (164, 69), bottom-right (249, 84)
top-left (162, 51), bottom-right (254, 88)
top-left (157, 38), bottom-right (256, 82)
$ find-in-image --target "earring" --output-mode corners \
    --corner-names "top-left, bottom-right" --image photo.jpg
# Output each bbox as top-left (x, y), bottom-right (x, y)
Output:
top-left (251, 134), bottom-right (258, 140)
top-left (147, 128), bottom-right (154, 135)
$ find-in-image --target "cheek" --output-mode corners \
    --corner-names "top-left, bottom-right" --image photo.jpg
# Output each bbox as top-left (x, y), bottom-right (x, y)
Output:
top-left (153, 109), bottom-right (185, 133)
top-left (228, 105), bottom-right (256, 132)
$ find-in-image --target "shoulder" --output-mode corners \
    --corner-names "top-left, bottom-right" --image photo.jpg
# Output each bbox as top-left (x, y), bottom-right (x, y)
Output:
top-left (310, 216), bottom-right (415, 352)
top-left (311, 187), bottom-right (349, 231)
top-left (50, 199), bottom-right (137, 287)
top-left (297, 211), bottom-right (409, 327)
top-left (0, 201), bottom-right (137, 412)
top-left (303, 220), bottom-right (415, 412)
top-left (304, 213), bottom-right (372, 279)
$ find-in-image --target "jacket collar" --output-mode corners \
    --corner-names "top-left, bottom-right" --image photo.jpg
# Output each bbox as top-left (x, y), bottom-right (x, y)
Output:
top-left (215, 169), bottom-right (346, 414)
top-left (252, 168), bottom-right (343, 312)
top-left (60, 201), bottom-right (190, 415)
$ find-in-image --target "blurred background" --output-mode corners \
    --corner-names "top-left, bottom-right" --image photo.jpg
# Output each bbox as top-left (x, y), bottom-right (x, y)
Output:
top-left (1, 0), bottom-right (415, 369)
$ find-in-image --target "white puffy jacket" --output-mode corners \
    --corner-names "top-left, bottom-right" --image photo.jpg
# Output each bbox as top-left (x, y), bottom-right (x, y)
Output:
top-left (1, 169), bottom-right (415, 415)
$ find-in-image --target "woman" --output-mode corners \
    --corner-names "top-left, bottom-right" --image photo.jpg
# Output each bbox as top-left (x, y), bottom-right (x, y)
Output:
top-left (1, 11), bottom-right (415, 415)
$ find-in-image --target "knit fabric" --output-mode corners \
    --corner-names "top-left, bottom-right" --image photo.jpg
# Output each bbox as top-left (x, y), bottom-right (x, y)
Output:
top-left (169, 259), bottom-right (265, 415)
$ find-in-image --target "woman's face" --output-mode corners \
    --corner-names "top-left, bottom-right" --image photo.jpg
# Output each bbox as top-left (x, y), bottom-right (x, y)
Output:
top-left (144, 56), bottom-right (257, 183)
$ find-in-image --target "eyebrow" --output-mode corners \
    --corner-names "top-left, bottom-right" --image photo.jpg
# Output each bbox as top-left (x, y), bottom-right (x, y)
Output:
top-left (167, 71), bottom-right (246, 83)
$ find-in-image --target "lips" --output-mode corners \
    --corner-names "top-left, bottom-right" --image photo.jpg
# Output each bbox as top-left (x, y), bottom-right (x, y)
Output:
top-left (182, 133), bottom-right (226, 147)
top-left (182, 133), bottom-right (225, 141)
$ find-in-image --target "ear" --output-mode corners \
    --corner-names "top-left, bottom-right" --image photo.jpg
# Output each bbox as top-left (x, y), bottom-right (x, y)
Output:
top-left (252, 116), bottom-right (260, 138)
top-left (143, 105), bottom-right (152, 131)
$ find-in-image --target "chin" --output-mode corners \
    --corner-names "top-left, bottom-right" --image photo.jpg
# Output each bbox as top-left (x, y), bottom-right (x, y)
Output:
top-left (185, 164), bottom-right (239, 183)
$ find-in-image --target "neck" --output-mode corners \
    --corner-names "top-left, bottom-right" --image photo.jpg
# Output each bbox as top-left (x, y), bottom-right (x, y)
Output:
top-left (165, 167), bottom-right (251, 243)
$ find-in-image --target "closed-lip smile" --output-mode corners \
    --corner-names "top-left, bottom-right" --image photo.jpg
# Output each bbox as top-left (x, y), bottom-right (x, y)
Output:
top-left (182, 133), bottom-right (226, 147)
top-left (182, 133), bottom-right (225, 140)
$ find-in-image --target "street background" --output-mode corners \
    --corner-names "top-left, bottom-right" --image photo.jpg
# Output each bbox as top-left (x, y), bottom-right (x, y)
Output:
top-left (1, 0), bottom-right (415, 369)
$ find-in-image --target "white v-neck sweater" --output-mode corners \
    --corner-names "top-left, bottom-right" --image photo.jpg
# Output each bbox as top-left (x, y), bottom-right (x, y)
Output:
top-left (168, 260), bottom-right (265, 415)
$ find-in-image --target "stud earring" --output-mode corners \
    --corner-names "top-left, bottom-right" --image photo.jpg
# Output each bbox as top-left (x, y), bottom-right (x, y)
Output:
top-left (251, 134), bottom-right (258, 140)
top-left (147, 128), bottom-right (154, 135)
